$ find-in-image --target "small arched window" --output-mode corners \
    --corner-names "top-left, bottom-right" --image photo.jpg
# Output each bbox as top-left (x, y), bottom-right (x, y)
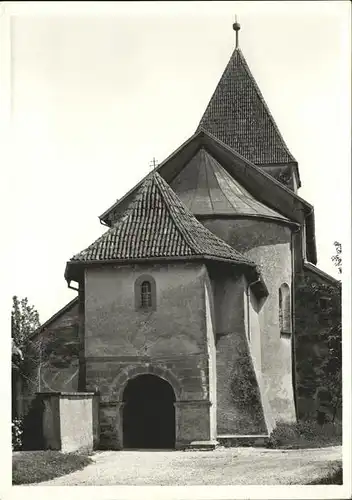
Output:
top-left (279, 288), bottom-right (283, 331)
top-left (135, 275), bottom-right (156, 311)
top-left (141, 281), bottom-right (152, 308)
top-left (279, 283), bottom-right (291, 338)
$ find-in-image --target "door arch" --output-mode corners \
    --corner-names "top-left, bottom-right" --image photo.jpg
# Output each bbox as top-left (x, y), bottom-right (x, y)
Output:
top-left (122, 374), bottom-right (176, 449)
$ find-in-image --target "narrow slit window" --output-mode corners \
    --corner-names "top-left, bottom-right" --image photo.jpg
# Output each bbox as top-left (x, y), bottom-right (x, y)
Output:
top-left (141, 281), bottom-right (152, 309)
top-left (319, 297), bottom-right (330, 311)
top-left (279, 283), bottom-right (291, 338)
top-left (279, 288), bottom-right (283, 332)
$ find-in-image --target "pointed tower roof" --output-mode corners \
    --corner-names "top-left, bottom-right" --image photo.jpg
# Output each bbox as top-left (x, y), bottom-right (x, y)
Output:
top-left (170, 148), bottom-right (290, 221)
top-left (197, 43), bottom-right (296, 166)
top-left (66, 173), bottom-right (265, 284)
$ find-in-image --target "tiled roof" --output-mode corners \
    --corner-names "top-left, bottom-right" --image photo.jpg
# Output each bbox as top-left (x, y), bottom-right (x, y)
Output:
top-left (170, 147), bottom-right (289, 221)
top-left (68, 173), bottom-right (256, 268)
top-left (197, 48), bottom-right (296, 165)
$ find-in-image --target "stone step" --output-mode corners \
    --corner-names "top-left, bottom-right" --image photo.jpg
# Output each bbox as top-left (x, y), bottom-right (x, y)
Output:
top-left (185, 440), bottom-right (219, 451)
top-left (217, 435), bottom-right (269, 447)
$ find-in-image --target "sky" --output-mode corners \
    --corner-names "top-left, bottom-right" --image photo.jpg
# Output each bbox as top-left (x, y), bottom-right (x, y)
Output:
top-left (1, 1), bottom-right (351, 324)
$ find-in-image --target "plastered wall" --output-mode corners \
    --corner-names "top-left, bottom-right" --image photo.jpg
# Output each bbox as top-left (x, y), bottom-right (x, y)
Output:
top-left (84, 262), bottom-right (214, 448)
top-left (203, 218), bottom-right (296, 423)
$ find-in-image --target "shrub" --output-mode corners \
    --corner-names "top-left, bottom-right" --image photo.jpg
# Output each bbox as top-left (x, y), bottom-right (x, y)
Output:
top-left (228, 334), bottom-right (266, 433)
top-left (267, 420), bottom-right (342, 449)
top-left (12, 418), bottom-right (23, 451)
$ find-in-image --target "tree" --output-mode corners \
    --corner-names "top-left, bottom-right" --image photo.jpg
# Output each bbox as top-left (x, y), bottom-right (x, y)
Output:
top-left (11, 296), bottom-right (41, 370)
top-left (331, 241), bottom-right (342, 275)
top-left (12, 295), bottom-right (81, 393)
top-left (12, 339), bottom-right (23, 369)
top-left (11, 296), bottom-right (40, 425)
top-left (11, 295), bottom-right (44, 409)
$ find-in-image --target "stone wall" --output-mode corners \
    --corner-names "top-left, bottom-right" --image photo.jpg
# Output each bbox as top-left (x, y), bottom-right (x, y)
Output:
top-left (203, 218), bottom-right (296, 424)
top-left (88, 356), bottom-right (212, 449)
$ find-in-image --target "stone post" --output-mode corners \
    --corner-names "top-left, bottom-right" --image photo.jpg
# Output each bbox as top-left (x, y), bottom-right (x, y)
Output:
top-left (174, 400), bottom-right (218, 450)
top-left (40, 391), bottom-right (99, 453)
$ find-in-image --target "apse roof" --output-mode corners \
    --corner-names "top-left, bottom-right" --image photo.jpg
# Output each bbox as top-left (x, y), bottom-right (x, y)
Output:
top-left (169, 147), bottom-right (290, 221)
top-left (99, 129), bottom-right (316, 264)
top-left (66, 173), bottom-right (263, 282)
top-left (197, 48), bottom-right (296, 166)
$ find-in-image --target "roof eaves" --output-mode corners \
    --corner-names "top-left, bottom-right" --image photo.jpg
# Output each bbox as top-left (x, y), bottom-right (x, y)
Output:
top-left (65, 252), bottom-right (257, 278)
top-left (196, 213), bottom-right (297, 227)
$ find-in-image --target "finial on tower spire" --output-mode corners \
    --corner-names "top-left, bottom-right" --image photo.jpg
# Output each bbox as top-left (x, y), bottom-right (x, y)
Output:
top-left (232, 15), bottom-right (241, 49)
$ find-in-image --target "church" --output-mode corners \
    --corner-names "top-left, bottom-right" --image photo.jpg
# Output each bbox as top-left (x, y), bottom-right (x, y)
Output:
top-left (21, 21), bottom-right (337, 451)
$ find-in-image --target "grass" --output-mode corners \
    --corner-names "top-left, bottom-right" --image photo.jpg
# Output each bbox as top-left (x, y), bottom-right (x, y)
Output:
top-left (12, 450), bottom-right (93, 485)
top-left (266, 420), bottom-right (342, 449)
top-left (308, 461), bottom-right (343, 485)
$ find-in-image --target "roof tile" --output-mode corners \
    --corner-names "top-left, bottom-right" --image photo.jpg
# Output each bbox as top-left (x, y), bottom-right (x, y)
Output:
top-left (197, 48), bottom-right (296, 165)
top-left (69, 172), bottom-right (255, 268)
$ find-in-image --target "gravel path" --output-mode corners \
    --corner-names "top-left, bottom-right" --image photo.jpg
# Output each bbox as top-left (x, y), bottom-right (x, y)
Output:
top-left (34, 446), bottom-right (342, 486)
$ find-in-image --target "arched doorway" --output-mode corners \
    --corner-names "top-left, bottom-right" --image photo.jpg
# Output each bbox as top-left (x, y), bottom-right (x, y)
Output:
top-left (122, 374), bottom-right (176, 449)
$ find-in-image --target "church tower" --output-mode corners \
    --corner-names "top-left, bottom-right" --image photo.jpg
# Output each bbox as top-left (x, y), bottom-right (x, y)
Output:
top-left (197, 20), bottom-right (300, 192)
